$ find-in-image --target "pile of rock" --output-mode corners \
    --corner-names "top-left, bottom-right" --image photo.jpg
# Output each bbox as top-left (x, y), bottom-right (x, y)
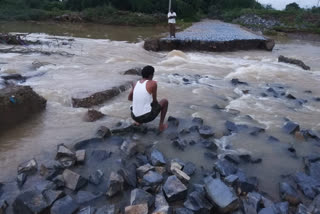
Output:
top-left (0, 86), bottom-right (47, 131)
top-left (233, 14), bottom-right (283, 31)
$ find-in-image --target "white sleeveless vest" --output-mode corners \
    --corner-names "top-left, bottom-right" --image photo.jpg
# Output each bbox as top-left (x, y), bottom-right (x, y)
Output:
top-left (132, 80), bottom-right (152, 117)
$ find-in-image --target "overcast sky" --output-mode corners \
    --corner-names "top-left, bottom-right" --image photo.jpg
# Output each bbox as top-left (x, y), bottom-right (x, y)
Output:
top-left (257, 0), bottom-right (319, 10)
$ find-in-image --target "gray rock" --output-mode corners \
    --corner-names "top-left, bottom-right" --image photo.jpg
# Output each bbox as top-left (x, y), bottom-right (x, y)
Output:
top-left (274, 202), bottom-right (289, 214)
top-left (84, 109), bottom-right (105, 122)
top-left (308, 194), bottom-right (320, 213)
top-left (77, 206), bottom-right (96, 214)
top-left (96, 126), bottom-right (111, 138)
top-left (192, 117), bottom-right (204, 125)
top-left (172, 137), bottom-right (188, 151)
top-left (142, 171), bottom-right (163, 186)
top-left (163, 175), bottom-right (188, 202)
top-left (12, 190), bottom-right (49, 214)
top-left (118, 164), bottom-right (137, 188)
top-left (175, 208), bottom-right (194, 214)
top-left (184, 191), bottom-right (213, 213)
top-left (279, 182), bottom-right (300, 205)
top-left (154, 192), bottom-right (170, 213)
top-left (124, 67), bottom-right (142, 76)
top-left (278, 55), bottom-right (311, 70)
top-left (17, 158), bottom-right (38, 175)
top-left (43, 189), bottom-right (65, 206)
top-left (0, 200), bottom-right (8, 214)
top-left (168, 116), bottom-right (179, 127)
top-left (90, 150), bottom-right (112, 161)
top-left (231, 78), bottom-right (248, 86)
top-left (52, 174), bottom-right (65, 188)
top-left (306, 161), bottom-right (320, 182)
top-left (62, 169), bottom-right (87, 191)
top-left (294, 172), bottom-right (320, 199)
top-left (214, 159), bottom-right (238, 177)
top-left (204, 152), bottom-right (218, 160)
top-left (225, 175), bottom-right (239, 185)
top-left (16, 172), bottom-right (27, 188)
top-left (125, 204), bottom-right (148, 214)
top-left (204, 177), bottom-right (239, 213)
top-left (242, 192), bottom-right (262, 214)
top-left (150, 149), bottom-right (166, 166)
top-left (282, 121), bottom-right (300, 134)
top-left (198, 125), bottom-right (214, 138)
top-left (51, 195), bottom-right (79, 214)
top-left (56, 144), bottom-right (75, 159)
top-left (201, 140), bottom-right (218, 151)
top-left (235, 171), bottom-right (258, 194)
top-left (171, 167), bottom-right (191, 184)
top-left (258, 207), bottom-right (276, 214)
top-left (183, 162), bottom-right (197, 176)
top-left (225, 154), bottom-right (241, 165)
top-left (295, 204), bottom-right (308, 214)
top-left (56, 144), bottom-right (76, 168)
top-left (96, 205), bottom-right (116, 214)
top-left (75, 191), bottom-right (102, 204)
top-left (137, 164), bottom-right (155, 178)
top-left (89, 169), bottom-right (104, 185)
top-left (120, 140), bottom-right (138, 157)
top-left (76, 150), bottom-right (86, 164)
top-left (106, 172), bottom-right (124, 197)
top-left (130, 188), bottom-right (155, 208)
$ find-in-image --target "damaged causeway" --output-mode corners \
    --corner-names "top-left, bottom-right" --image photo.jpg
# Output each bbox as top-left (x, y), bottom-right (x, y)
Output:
top-left (144, 20), bottom-right (275, 52)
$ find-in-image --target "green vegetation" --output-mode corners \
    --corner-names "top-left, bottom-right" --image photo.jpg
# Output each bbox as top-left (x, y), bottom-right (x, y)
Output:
top-left (0, 0), bottom-right (319, 33)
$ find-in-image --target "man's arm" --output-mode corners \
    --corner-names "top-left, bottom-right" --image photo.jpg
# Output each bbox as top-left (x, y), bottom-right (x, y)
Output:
top-left (128, 82), bottom-right (136, 101)
top-left (149, 81), bottom-right (158, 103)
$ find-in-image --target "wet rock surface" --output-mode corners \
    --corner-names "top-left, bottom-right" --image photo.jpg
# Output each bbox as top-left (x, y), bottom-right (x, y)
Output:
top-left (144, 20), bottom-right (274, 52)
top-left (0, 86), bottom-right (47, 131)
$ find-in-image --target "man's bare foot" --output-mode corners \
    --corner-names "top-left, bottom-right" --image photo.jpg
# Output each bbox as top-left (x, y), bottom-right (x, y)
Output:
top-left (159, 123), bottom-right (168, 132)
top-left (134, 121), bottom-right (141, 126)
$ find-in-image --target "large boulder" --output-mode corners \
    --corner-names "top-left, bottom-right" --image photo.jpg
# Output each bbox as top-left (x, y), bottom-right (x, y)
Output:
top-left (184, 191), bottom-right (213, 213)
top-left (72, 82), bottom-right (131, 108)
top-left (204, 177), bottom-right (239, 213)
top-left (278, 55), bottom-right (311, 70)
top-left (0, 86), bottom-right (46, 131)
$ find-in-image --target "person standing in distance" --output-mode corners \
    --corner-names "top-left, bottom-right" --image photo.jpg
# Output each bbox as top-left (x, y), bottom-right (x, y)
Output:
top-left (168, 9), bottom-right (177, 38)
top-left (128, 66), bottom-right (169, 131)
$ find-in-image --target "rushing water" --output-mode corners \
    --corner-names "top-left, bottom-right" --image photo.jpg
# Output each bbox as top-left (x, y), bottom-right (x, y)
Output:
top-left (0, 22), bottom-right (320, 200)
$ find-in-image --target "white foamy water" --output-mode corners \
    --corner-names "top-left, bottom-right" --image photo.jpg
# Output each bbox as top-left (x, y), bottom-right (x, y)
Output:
top-left (0, 32), bottom-right (320, 199)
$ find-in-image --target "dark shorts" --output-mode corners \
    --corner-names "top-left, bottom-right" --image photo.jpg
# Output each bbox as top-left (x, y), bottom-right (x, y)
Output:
top-left (131, 102), bottom-right (162, 124)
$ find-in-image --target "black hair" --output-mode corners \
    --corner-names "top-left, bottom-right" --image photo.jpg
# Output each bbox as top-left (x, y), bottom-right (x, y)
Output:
top-left (141, 65), bottom-right (155, 78)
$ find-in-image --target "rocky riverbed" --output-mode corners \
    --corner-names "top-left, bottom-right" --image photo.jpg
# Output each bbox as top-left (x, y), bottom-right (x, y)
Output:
top-left (0, 115), bottom-right (319, 214)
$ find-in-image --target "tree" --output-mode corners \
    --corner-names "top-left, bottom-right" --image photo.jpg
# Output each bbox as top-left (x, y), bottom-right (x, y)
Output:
top-left (285, 2), bottom-right (300, 11)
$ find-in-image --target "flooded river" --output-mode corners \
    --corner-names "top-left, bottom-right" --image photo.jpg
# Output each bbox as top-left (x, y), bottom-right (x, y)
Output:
top-left (0, 21), bottom-right (320, 200)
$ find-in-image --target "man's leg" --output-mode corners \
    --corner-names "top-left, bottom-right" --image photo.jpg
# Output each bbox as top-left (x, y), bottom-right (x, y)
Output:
top-left (158, 99), bottom-right (169, 131)
top-left (173, 24), bottom-right (176, 38)
top-left (169, 24), bottom-right (173, 37)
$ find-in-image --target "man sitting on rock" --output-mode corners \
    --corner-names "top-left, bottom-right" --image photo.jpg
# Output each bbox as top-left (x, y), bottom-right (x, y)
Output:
top-left (128, 65), bottom-right (169, 131)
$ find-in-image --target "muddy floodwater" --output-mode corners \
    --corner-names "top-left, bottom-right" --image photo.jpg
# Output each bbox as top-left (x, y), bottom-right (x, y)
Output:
top-left (0, 21), bottom-right (320, 200)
